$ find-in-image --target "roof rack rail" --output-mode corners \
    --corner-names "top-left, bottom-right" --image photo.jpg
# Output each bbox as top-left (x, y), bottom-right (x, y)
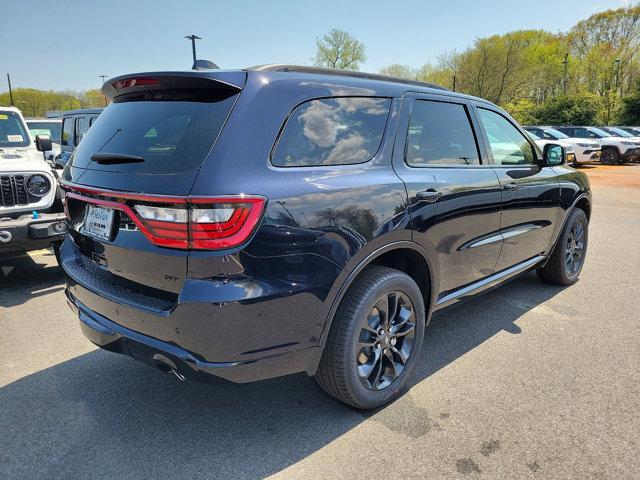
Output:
top-left (245, 64), bottom-right (448, 91)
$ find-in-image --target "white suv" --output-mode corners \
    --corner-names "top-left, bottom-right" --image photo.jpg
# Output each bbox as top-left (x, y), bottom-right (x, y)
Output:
top-left (524, 126), bottom-right (601, 166)
top-left (0, 107), bottom-right (66, 258)
top-left (555, 126), bottom-right (640, 164)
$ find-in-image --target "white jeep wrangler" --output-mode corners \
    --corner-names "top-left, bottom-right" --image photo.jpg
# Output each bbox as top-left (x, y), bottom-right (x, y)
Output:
top-left (0, 106), bottom-right (66, 259)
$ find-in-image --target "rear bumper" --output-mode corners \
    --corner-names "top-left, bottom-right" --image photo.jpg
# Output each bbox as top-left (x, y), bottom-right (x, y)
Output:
top-left (66, 290), bottom-right (321, 383)
top-left (60, 236), bottom-right (334, 383)
top-left (0, 212), bottom-right (67, 255)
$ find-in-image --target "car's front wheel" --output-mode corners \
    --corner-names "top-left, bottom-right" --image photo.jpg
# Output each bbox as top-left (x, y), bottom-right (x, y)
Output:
top-left (315, 266), bottom-right (426, 409)
top-left (537, 208), bottom-right (588, 285)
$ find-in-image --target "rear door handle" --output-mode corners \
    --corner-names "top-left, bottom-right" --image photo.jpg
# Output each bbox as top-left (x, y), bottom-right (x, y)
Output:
top-left (502, 182), bottom-right (519, 191)
top-left (416, 189), bottom-right (442, 203)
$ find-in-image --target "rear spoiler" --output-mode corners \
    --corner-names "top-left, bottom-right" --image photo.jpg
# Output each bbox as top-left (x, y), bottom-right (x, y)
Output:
top-left (101, 71), bottom-right (246, 100)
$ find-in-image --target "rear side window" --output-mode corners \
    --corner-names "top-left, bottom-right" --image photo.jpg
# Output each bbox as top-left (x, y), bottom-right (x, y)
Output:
top-left (271, 97), bottom-right (391, 167)
top-left (62, 118), bottom-right (74, 146)
top-left (405, 100), bottom-right (480, 166)
top-left (71, 89), bottom-right (239, 174)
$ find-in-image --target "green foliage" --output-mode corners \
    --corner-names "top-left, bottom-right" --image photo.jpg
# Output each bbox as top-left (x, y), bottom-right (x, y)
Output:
top-left (0, 88), bottom-right (107, 117)
top-left (531, 93), bottom-right (601, 125)
top-left (313, 28), bottom-right (366, 70)
top-left (620, 81), bottom-right (640, 125)
top-left (378, 64), bottom-right (415, 79)
top-left (503, 99), bottom-right (537, 125)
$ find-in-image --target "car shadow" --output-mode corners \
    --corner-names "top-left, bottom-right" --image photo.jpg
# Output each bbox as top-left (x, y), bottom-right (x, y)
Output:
top-left (0, 272), bottom-right (565, 479)
top-left (0, 251), bottom-right (64, 308)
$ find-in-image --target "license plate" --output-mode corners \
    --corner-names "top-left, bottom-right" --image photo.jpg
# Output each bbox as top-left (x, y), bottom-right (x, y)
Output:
top-left (84, 205), bottom-right (114, 241)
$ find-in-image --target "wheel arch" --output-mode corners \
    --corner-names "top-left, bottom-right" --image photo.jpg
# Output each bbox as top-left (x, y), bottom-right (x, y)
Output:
top-left (317, 241), bottom-right (437, 350)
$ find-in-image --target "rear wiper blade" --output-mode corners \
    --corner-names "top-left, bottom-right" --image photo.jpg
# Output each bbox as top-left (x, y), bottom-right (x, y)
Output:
top-left (90, 153), bottom-right (145, 164)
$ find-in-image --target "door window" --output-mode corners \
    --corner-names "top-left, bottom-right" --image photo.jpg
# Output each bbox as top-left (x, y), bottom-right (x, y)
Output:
top-left (61, 117), bottom-right (74, 146)
top-left (405, 100), bottom-right (480, 166)
top-left (477, 108), bottom-right (535, 166)
top-left (75, 117), bottom-right (89, 145)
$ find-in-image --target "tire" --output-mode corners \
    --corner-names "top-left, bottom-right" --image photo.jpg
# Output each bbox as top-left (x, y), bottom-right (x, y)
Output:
top-left (315, 266), bottom-right (426, 409)
top-left (601, 147), bottom-right (619, 165)
top-left (537, 208), bottom-right (588, 285)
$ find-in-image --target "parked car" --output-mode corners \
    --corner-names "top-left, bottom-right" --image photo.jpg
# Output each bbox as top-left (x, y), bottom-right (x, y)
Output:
top-left (616, 126), bottom-right (640, 136)
top-left (525, 130), bottom-right (577, 165)
top-left (59, 66), bottom-right (591, 409)
top-left (55, 108), bottom-right (103, 168)
top-left (0, 107), bottom-right (66, 258)
top-left (25, 118), bottom-right (62, 163)
top-left (598, 127), bottom-right (640, 158)
top-left (555, 126), bottom-right (640, 164)
top-left (524, 126), bottom-right (600, 166)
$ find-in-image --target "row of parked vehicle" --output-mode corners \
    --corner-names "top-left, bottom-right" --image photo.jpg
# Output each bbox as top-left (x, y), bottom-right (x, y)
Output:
top-left (524, 125), bottom-right (640, 166)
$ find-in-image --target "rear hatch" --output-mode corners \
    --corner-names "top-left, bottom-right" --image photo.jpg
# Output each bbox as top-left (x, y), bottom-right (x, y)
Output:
top-left (62, 71), bottom-right (246, 298)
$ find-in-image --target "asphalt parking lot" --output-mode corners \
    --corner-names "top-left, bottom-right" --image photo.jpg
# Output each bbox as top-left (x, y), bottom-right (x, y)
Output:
top-left (1, 164), bottom-right (639, 479)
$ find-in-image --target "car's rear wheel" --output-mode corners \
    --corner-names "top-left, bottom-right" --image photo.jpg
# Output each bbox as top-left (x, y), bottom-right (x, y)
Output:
top-left (315, 266), bottom-right (426, 409)
top-left (537, 208), bottom-right (588, 285)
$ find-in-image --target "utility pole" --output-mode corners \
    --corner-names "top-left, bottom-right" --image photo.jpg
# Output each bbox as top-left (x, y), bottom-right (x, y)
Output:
top-left (185, 34), bottom-right (202, 64)
top-left (452, 74), bottom-right (457, 92)
top-left (7, 73), bottom-right (14, 106)
top-left (562, 53), bottom-right (569, 94)
top-left (98, 75), bottom-right (108, 107)
top-left (614, 59), bottom-right (621, 96)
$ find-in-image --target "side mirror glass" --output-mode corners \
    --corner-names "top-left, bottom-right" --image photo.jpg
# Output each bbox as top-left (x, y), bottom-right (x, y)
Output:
top-left (35, 134), bottom-right (53, 153)
top-left (543, 143), bottom-right (565, 166)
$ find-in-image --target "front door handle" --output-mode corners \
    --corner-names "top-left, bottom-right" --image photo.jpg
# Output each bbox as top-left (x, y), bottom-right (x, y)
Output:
top-left (502, 182), bottom-right (519, 191)
top-left (416, 189), bottom-right (442, 203)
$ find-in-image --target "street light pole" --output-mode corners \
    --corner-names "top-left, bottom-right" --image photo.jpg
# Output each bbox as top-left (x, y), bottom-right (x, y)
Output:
top-left (98, 75), bottom-right (108, 107)
top-left (562, 53), bottom-right (569, 94)
top-left (7, 73), bottom-right (14, 106)
top-left (614, 59), bottom-right (621, 96)
top-left (185, 34), bottom-right (202, 64)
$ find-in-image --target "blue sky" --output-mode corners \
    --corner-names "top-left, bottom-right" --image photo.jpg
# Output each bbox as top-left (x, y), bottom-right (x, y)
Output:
top-left (1, 0), bottom-right (631, 91)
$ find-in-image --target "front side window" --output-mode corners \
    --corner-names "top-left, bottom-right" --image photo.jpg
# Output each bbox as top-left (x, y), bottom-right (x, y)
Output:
top-left (477, 108), bottom-right (535, 166)
top-left (271, 97), bottom-right (391, 167)
top-left (0, 111), bottom-right (30, 148)
top-left (405, 100), bottom-right (480, 166)
top-left (62, 118), bottom-right (74, 146)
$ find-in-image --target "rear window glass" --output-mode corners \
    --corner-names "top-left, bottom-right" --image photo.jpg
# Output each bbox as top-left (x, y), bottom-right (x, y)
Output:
top-left (0, 111), bottom-right (30, 148)
top-left (70, 89), bottom-right (238, 174)
top-left (271, 97), bottom-right (391, 167)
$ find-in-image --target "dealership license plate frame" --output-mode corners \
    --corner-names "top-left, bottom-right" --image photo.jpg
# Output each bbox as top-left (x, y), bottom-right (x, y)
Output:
top-left (84, 204), bottom-right (115, 241)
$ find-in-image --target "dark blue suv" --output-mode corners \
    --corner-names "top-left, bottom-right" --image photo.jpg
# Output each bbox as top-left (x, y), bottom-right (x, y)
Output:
top-left (60, 65), bottom-right (591, 409)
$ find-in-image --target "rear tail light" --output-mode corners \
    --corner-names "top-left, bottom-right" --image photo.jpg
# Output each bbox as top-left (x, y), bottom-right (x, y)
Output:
top-left (64, 186), bottom-right (265, 250)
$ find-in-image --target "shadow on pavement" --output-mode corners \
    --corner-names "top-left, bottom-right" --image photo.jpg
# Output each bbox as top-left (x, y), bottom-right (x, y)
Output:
top-left (0, 272), bottom-right (564, 479)
top-left (0, 252), bottom-right (64, 308)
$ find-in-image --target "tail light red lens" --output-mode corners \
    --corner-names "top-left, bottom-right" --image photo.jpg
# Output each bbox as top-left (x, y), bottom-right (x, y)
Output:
top-left (63, 186), bottom-right (265, 250)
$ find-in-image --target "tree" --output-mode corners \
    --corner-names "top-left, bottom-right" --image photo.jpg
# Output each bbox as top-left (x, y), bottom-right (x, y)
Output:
top-left (313, 28), bottom-right (366, 70)
top-left (532, 93), bottom-right (601, 125)
top-left (379, 64), bottom-right (415, 79)
top-left (620, 80), bottom-right (640, 125)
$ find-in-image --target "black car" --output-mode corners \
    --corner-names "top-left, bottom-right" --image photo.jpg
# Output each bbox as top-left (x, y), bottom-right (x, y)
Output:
top-left (59, 66), bottom-right (591, 409)
top-left (55, 108), bottom-right (103, 168)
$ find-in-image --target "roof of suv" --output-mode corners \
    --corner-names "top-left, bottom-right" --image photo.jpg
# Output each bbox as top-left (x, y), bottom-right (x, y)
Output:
top-left (101, 64), bottom-right (497, 107)
top-left (61, 108), bottom-right (104, 117)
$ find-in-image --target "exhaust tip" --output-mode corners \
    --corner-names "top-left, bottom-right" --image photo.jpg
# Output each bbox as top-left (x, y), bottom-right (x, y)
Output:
top-left (152, 353), bottom-right (185, 381)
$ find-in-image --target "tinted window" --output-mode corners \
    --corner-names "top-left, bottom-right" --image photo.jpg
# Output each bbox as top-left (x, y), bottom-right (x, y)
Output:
top-left (70, 89), bottom-right (239, 174)
top-left (405, 100), bottom-right (479, 166)
top-left (0, 111), bottom-right (30, 148)
top-left (62, 118), bottom-right (74, 146)
top-left (271, 97), bottom-right (391, 167)
top-left (477, 108), bottom-right (535, 166)
top-left (26, 121), bottom-right (62, 143)
top-left (525, 127), bottom-right (545, 139)
top-left (75, 117), bottom-right (89, 145)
